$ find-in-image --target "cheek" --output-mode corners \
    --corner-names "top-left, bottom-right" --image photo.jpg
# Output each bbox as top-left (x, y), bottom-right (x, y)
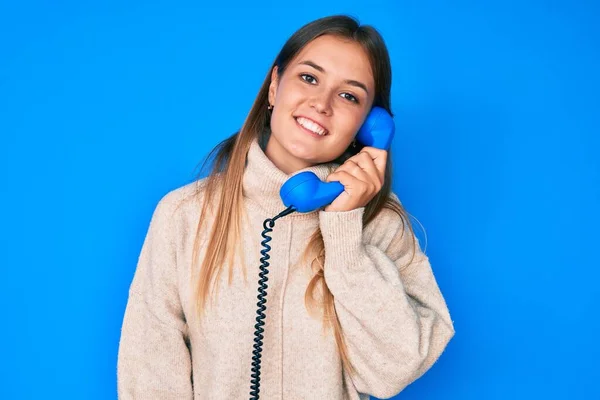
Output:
top-left (337, 110), bottom-right (365, 137)
top-left (275, 78), bottom-right (304, 106)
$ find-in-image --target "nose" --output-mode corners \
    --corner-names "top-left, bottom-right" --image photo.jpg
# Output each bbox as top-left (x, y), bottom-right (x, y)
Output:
top-left (309, 90), bottom-right (333, 116)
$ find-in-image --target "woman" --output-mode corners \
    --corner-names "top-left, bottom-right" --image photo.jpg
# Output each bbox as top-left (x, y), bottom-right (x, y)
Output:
top-left (117, 14), bottom-right (455, 400)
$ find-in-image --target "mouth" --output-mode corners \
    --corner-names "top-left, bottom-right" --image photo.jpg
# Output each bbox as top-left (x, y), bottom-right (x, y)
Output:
top-left (294, 116), bottom-right (329, 137)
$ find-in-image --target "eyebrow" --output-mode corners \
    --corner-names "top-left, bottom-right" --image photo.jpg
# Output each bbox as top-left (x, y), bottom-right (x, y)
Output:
top-left (298, 60), bottom-right (369, 95)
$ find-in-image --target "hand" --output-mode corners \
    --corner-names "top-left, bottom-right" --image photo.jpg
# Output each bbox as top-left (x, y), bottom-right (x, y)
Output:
top-left (323, 146), bottom-right (388, 212)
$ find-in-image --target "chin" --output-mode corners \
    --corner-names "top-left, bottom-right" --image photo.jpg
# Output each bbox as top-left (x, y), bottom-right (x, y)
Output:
top-left (284, 140), bottom-right (322, 165)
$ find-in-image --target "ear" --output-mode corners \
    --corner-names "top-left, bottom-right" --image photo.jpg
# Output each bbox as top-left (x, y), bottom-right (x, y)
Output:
top-left (268, 66), bottom-right (279, 106)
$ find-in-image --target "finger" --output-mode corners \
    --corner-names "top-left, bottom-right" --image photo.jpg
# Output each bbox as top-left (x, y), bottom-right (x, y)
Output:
top-left (326, 170), bottom-right (374, 196)
top-left (357, 147), bottom-right (387, 181)
top-left (335, 159), bottom-right (372, 184)
top-left (346, 152), bottom-right (382, 189)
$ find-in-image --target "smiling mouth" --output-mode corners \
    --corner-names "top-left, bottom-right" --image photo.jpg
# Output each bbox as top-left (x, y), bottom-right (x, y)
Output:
top-left (295, 117), bottom-right (329, 136)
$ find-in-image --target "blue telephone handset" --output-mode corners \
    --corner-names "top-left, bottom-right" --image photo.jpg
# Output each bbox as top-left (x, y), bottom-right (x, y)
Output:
top-left (279, 106), bottom-right (395, 213)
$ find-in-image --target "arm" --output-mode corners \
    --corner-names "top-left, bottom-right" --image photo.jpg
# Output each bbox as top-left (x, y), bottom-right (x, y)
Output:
top-left (117, 192), bottom-right (193, 399)
top-left (319, 206), bottom-right (455, 399)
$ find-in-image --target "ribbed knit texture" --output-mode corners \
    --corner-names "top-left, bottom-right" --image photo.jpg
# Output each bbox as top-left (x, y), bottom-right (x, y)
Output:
top-left (117, 137), bottom-right (455, 399)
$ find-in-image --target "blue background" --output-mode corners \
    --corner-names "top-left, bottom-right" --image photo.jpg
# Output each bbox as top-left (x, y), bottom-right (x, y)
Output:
top-left (1, 1), bottom-right (598, 399)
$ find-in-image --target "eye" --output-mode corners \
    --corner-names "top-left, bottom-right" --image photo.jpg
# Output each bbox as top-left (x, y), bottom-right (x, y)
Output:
top-left (300, 74), bottom-right (317, 84)
top-left (340, 92), bottom-right (359, 104)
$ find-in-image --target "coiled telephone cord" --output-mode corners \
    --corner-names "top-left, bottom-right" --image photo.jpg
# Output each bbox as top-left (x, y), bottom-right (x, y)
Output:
top-left (249, 205), bottom-right (296, 400)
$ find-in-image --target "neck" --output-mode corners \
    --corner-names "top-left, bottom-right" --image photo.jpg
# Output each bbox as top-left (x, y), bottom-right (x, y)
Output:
top-left (263, 133), bottom-right (315, 175)
top-left (242, 136), bottom-right (337, 218)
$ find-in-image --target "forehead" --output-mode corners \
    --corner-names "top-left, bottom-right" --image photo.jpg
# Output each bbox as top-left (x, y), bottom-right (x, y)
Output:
top-left (290, 35), bottom-right (374, 85)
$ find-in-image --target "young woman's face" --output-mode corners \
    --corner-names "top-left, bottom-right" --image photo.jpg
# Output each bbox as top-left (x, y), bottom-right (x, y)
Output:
top-left (266, 34), bottom-right (375, 174)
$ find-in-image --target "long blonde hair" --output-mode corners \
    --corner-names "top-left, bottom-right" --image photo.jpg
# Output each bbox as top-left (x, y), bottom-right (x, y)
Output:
top-left (190, 15), bottom-right (417, 376)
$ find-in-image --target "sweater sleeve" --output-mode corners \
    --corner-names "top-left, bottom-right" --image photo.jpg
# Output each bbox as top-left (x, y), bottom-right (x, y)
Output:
top-left (117, 193), bottom-right (193, 399)
top-left (318, 206), bottom-right (455, 399)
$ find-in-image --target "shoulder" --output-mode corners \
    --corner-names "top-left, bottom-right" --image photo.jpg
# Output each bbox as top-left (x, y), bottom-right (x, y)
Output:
top-left (151, 178), bottom-right (209, 223)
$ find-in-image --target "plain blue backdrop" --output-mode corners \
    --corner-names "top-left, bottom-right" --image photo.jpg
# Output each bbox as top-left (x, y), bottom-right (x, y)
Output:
top-left (1, 1), bottom-right (598, 399)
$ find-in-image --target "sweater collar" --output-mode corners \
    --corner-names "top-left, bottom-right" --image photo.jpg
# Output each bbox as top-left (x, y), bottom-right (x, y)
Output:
top-left (242, 137), bottom-right (338, 218)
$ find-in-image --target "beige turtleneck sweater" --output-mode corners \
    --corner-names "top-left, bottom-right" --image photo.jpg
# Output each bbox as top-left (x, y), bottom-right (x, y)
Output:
top-left (117, 137), bottom-right (455, 399)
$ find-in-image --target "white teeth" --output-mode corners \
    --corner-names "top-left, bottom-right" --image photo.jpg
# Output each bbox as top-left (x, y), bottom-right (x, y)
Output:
top-left (296, 117), bottom-right (327, 136)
